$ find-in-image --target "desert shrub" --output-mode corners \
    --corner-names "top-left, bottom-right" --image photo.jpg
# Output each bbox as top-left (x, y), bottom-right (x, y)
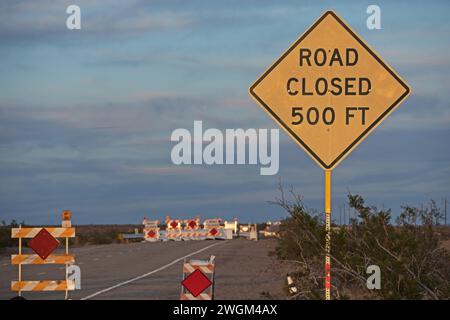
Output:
top-left (0, 227), bottom-right (12, 251)
top-left (0, 220), bottom-right (26, 251)
top-left (274, 189), bottom-right (450, 300)
top-left (75, 225), bottom-right (138, 246)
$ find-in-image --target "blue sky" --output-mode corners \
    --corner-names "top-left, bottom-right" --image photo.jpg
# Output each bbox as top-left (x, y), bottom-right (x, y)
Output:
top-left (0, 0), bottom-right (449, 224)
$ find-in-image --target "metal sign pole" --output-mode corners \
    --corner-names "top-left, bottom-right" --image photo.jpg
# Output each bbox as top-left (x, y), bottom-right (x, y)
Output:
top-left (325, 170), bottom-right (332, 300)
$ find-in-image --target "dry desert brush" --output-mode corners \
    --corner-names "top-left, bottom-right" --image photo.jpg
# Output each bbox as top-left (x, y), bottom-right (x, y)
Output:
top-left (273, 188), bottom-right (450, 300)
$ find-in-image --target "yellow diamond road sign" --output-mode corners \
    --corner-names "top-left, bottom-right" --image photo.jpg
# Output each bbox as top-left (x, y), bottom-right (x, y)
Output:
top-left (249, 11), bottom-right (411, 170)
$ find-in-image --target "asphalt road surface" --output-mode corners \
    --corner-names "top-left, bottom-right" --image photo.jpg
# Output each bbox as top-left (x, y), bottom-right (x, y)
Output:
top-left (0, 238), bottom-right (287, 300)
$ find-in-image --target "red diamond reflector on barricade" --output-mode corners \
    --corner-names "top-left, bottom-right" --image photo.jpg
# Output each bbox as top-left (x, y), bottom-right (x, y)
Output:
top-left (170, 220), bottom-right (178, 229)
top-left (188, 220), bottom-right (196, 229)
top-left (181, 269), bottom-right (212, 297)
top-left (28, 228), bottom-right (60, 260)
top-left (210, 228), bottom-right (218, 236)
top-left (147, 230), bottom-right (156, 238)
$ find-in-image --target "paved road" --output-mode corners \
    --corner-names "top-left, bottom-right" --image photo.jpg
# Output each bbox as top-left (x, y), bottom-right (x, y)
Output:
top-left (0, 238), bottom-right (286, 300)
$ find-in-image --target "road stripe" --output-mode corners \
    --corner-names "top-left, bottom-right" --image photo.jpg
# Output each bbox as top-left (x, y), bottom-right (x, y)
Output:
top-left (80, 241), bottom-right (224, 300)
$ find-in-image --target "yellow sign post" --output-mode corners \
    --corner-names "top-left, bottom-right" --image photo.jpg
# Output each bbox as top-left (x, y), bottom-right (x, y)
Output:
top-left (249, 11), bottom-right (410, 299)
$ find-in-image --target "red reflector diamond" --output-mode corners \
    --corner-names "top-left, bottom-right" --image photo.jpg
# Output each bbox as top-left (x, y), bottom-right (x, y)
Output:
top-left (170, 220), bottom-right (178, 229)
top-left (28, 228), bottom-right (60, 260)
top-left (210, 228), bottom-right (218, 236)
top-left (188, 220), bottom-right (196, 229)
top-left (147, 230), bottom-right (156, 238)
top-left (181, 269), bottom-right (212, 297)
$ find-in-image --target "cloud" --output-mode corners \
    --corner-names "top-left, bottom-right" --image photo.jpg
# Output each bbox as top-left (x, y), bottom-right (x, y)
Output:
top-left (0, 0), bottom-right (194, 44)
top-left (0, 0), bottom-right (449, 224)
top-left (379, 94), bottom-right (450, 131)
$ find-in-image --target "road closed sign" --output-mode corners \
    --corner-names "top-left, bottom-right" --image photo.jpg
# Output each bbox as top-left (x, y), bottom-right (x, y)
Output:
top-left (249, 11), bottom-right (411, 170)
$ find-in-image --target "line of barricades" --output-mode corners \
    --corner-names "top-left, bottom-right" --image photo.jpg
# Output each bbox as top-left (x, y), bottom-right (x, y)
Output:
top-left (142, 215), bottom-right (233, 242)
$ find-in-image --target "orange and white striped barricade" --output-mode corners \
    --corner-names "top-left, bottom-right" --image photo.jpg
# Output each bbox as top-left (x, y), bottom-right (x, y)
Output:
top-left (168, 230), bottom-right (183, 241)
top-left (142, 218), bottom-right (161, 242)
top-left (194, 229), bottom-right (208, 241)
top-left (180, 256), bottom-right (215, 300)
top-left (166, 216), bottom-right (183, 241)
top-left (207, 227), bottom-right (225, 240)
top-left (182, 216), bottom-right (202, 241)
top-left (181, 229), bottom-right (191, 241)
top-left (184, 227), bottom-right (208, 241)
top-left (203, 218), bottom-right (225, 240)
top-left (10, 211), bottom-right (78, 299)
